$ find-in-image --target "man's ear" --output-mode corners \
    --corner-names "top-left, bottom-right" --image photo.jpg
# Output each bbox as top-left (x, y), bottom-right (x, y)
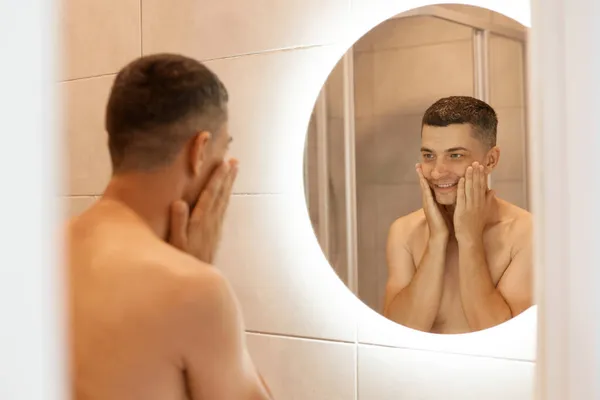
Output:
top-left (188, 131), bottom-right (211, 176)
top-left (485, 146), bottom-right (500, 174)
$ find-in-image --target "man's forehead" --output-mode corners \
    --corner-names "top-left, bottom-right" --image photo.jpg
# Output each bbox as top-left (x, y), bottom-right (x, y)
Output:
top-left (422, 123), bottom-right (474, 136)
top-left (421, 124), bottom-right (479, 148)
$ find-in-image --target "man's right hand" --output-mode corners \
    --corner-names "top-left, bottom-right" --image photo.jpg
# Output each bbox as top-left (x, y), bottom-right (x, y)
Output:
top-left (416, 163), bottom-right (449, 241)
top-left (168, 159), bottom-right (239, 264)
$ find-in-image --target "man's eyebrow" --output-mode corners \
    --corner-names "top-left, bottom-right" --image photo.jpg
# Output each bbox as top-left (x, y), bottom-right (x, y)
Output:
top-left (420, 147), bottom-right (434, 152)
top-left (445, 147), bottom-right (469, 152)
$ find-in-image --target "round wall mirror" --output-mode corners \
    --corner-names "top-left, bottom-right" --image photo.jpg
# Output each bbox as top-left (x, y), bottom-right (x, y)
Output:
top-left (303, 3), bottom-right (533, 334)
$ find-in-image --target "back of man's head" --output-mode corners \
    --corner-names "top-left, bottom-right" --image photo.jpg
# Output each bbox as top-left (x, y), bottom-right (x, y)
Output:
top-left (105, 53), bottom-right (228, 173)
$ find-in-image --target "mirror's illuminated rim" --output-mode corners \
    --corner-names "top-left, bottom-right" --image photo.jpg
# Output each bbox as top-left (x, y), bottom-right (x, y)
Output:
top-left (299, 0), bottom-right (535, 361)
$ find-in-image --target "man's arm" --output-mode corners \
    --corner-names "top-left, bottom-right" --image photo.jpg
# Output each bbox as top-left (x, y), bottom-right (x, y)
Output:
top-left (457, 218), bottom-right (533, 331)
top-left (177, 268), bottom-right (272, 400)
top-left (456, 238), bottom-right (512, 331)
top-left (383, 218), bottom-right (447, 332)
top-left (497, 218), bottom-right (534, 317)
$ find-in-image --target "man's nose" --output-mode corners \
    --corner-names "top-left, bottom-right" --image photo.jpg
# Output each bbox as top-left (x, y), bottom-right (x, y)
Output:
top-left (430, 160), bottom-right (448, 180)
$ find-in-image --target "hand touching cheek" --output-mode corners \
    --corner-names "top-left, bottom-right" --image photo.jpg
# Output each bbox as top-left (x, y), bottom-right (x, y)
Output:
top-left (454, 162), bottom-right (494, 243)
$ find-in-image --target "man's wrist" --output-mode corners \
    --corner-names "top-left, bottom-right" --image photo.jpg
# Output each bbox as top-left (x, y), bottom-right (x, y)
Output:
top-left (429, 232), bottom-right (449, 247)
top-left (456, 232), bottom-right (483, 248)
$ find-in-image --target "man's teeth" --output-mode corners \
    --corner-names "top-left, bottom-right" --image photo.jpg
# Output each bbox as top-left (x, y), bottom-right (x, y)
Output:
top-left (436, 183), bottom-right (456, 188)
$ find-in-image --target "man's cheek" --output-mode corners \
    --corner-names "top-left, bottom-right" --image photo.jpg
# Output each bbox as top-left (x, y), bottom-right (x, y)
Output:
top-left (421, 167), bottom-right (433, 179)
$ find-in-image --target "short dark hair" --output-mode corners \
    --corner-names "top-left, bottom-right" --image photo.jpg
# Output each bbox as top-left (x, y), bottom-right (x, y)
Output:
top-left (421, 96), bottom-right (497, 148)
top-left (105, 53), bottom-right (228, 172)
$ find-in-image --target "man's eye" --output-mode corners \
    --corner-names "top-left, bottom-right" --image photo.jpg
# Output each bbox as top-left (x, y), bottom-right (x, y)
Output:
top-left (450, 154), bottom-right (463, 159)
top-left (422, 153), bottom-right (434, 160)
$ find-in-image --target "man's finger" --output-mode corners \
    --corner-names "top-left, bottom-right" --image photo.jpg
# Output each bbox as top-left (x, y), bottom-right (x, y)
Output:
top-left (465, 166), bottom-right (473, 208)
top-left (216, 159), bottom-right (239, 217)
top-left (416, 164), bottom-right (432, 199)
top-left (480, 165), bottom-right (487, 190)
top-left (212, 159), bottom-right (236, 211)
top-left (456, 177), bottom-right (466, 211)
top-left (191, 162), bottom-right (229, 220)
top-left (168, 200), bottom-right (190, 250)
top-left (472, 163), bottom-right (480, 208)
top-left (479, 165), bottom-right (486, 207)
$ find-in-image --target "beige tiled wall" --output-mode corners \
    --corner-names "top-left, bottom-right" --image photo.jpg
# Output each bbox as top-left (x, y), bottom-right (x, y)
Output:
top-left (61, 0), bottom-right (142, 216)
top-left (489, 35), bottom-right (528, 208)
top-left (358, 344), bottom-right (534, 399)
top-left (62, 0), bottom-right (533, 398)
top-left (64, 196), bottom-right (98, 218)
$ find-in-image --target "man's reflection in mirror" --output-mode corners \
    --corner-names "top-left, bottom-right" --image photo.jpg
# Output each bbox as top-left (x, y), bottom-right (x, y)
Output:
top-left (383, 96), bottom-right (533, 334)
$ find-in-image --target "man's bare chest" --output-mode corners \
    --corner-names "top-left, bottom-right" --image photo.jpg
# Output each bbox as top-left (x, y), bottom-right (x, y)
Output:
top-left (412, 235), bottom-right (513, 286)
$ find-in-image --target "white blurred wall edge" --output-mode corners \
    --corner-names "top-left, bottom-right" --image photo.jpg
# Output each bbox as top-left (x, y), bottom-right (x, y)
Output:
top-left (530, 0), bottom-right (600, 399)
top-left (0, 1), bottom-right (68, 400)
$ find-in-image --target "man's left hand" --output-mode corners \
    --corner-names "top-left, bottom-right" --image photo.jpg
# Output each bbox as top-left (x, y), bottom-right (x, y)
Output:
top-left (454, 162), bottom-right (494, 242)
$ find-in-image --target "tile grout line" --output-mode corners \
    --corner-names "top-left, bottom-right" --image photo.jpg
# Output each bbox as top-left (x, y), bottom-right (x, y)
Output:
top-left (358, 341), bottom-right (536, 363)
top-left (60, 72), bottom-right (116, 83)
top-left (61, 42), bottom-right (336, 84)
top-left (245, 330), bottom-right (354, 345)
top-left (200, 42), bottom-right (337, 63)
top-left (245, 330), bottom-right (534, 363)
top-left (58, 40), bottom-right (347, 84)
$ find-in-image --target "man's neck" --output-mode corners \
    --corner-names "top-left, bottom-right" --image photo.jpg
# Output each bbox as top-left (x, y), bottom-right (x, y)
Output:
top-left (441, 203), bottom-right (457, 217)
top-left (102, 170), bottom-right (184, 241)
top-left (439, 203), bottom-right (457, 236)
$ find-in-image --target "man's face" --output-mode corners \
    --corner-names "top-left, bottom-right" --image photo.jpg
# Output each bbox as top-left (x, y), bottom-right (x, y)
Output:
top-left (420, 123), bottom-right (494, 205)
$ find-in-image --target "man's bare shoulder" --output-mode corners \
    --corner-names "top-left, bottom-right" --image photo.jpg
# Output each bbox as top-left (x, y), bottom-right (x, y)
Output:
top-left (389, 208), bottom-right (427, 239)
top-left (104, 230), bottom-right (230, 310)
top-left (67, 200), bottom-right (232, 319)
top-left (136, 244), bottom-right (238, 335)
top-left (497, 198), bottom-right (532, 226)
top-left (495, 198), bottom-right (533, 246)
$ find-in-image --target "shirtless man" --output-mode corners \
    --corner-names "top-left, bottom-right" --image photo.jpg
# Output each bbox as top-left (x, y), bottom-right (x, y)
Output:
top-left (67, 54), bottom-right (272, 399)
top-left (383, 96), bottom-right (533, 334)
